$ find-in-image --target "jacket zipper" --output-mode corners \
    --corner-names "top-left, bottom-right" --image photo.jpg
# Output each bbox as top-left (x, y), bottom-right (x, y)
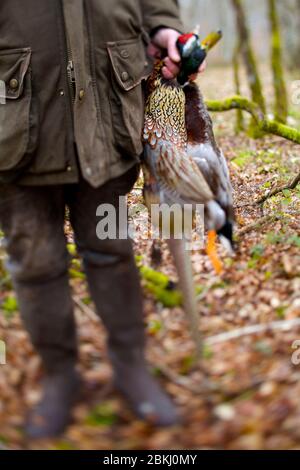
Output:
top-left (66, 35), bottom-right (76, 104)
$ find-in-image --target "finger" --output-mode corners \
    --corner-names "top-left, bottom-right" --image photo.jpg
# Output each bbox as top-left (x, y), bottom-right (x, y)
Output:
top-left (161, 66), bottom-right (175, 80)
top-left (163, 57), bottom-right (180, 77)
top-left (198, 59), bottom-right (207, 74)
top-left (167, 38), bottom-right (181, 63)
top-left (147, 43), bottom-right (162, 59)
top-left (189, 73), bottom-right (198, 82)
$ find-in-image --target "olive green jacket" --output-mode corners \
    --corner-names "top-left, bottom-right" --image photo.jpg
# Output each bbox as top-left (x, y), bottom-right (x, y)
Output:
top-left (0, 0), bottom-right (182, 187)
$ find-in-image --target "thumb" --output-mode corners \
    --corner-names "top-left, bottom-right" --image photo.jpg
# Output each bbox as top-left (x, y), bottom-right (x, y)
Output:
top-left (167, 38), bottom-right (181, 64)
top-left (147, 43), bottom-right (162, 59)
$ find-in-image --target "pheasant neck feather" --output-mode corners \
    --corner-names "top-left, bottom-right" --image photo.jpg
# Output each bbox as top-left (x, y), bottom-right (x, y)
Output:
top-left (143, 61), bottom-right (187, 150)
top-left (184, 82), bottom-right (216, 147)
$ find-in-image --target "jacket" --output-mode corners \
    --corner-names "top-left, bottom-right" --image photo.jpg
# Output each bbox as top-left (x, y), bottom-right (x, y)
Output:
top-left (0, 0), bottom-right (182, 187)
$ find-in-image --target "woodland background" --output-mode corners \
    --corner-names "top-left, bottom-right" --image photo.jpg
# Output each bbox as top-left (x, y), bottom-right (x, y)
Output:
top-left (180, 0), bottom-right (300, 68)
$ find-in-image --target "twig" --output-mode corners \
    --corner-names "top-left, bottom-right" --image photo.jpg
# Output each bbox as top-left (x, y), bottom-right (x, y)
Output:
top-left (206, 318), bottom-right (300, 346)
top-left (154, 359), bottom-right (265, 398)
top-left (73, 296), bottom-right (100, 325)
top-left (255, 171), bottom-right (300, 205)
top-left (235, 172), bottom-right (300, 208)
top-left (74, 295), bottom-right (300, 396)
top-left (74, 292), bottom-right (300, 348)
top-left (152, 361), bottom-right (203, 393)
top-left (237, 214), bottom-right (282, 236)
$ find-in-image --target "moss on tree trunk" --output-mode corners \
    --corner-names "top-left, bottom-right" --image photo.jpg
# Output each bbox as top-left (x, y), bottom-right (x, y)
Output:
top-left (268, 0), bottom-right (288, 124)
top-left (231, 0), bottom-right (266, 114)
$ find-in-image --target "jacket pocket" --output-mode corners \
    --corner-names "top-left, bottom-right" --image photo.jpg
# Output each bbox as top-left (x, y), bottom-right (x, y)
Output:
top-left (0, 48), bottom-right (32, 178)
top-left (107, 37), bottom-right (149, 158)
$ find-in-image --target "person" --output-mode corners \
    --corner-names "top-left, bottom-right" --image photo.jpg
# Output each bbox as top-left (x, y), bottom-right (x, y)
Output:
top-left (0, 0), bottom-right (205, 438)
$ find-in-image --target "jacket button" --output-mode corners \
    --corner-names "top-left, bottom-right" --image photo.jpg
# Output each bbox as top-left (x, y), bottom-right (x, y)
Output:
top-left (79, 89), bottom-right (85, 100)
top-left (120, 49), bottom-right (129, 59)
top-left (121, 71), bottom-right (129, 82)
top-left (9, 79), bottom-right (19, 90)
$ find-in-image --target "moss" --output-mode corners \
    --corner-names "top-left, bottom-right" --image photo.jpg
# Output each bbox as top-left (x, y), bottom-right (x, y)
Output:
top-left (85, 402), bottom-right (118, 427)
top-left (136, 259), bottom-right (182, 307)
top-left (231, 0), bottom-right (266, 115)
top-left (138, 264), bottom-right (172, 290)
top-left (136, 257), bottom-right (204, 308)
top-left (231, 0), bottom-right (266, 135)
top-left (1, 295), bottom-right (18, 319)
top-left (206, 95), bottom-right (300, 144)
top-left (69, 268), bottom-right (86, 280)
top-left (263, 119), bottom-right (300, 143)
top-left (268, 0), bottom-right (288, 124)
top-left (145, 281), bottom-right (183, 308)
top-left (232, 150), bottom-right (253, 168)
top-left (246, 51), bottom-right (266, 114)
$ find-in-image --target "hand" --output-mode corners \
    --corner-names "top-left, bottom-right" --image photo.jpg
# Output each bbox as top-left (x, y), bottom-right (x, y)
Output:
top-left (148, 28), bottom-right (207, 80)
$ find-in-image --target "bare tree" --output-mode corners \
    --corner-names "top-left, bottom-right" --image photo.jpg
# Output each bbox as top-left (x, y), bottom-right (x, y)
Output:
top-left (231, 0), bottom-right (266, 115)
top-left (268, 0), bottom-right (288, 123)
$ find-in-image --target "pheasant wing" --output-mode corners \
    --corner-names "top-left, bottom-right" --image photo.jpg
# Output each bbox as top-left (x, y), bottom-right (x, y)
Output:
top-left (154, 142), bottom-right (213, 204)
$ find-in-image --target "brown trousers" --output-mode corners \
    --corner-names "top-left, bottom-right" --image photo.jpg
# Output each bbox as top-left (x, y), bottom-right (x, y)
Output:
top-left (0, 165), bottom-right (144, 373)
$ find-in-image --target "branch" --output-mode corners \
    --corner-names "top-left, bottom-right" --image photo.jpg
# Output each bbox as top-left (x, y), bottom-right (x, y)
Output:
top-left (75, 291), bottom-right (300, 347)
top-left (206, 318), bottom-right (300, 346)
top-left (237, 215), bottom-right (282, 236)
top-left (73, 296), bottom-right (99, 324)
top-left (206, 95), bottom-right (300, 144)
top-left (235, 171), bottom-right (300, 208)
top-left (255, 171), bottom-right (300, 204)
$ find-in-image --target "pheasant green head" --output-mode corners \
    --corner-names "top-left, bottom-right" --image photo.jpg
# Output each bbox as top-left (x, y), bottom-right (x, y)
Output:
top-left (176, 31), bottom-right (222, 86)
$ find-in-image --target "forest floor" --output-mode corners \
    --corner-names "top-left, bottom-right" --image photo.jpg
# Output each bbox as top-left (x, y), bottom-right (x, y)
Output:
top-left (0, 65), bottom-right (300, 450)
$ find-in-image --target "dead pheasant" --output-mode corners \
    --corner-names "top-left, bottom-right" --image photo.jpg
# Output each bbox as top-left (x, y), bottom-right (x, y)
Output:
top-left (142, 32), bottom-right (234, 359)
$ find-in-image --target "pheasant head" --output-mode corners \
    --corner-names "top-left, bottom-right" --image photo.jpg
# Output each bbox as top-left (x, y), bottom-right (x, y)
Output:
top-left (176, 31), bottom-right (222, 85)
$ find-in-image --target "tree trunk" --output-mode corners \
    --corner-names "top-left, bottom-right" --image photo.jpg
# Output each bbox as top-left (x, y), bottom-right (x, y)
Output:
top-left (295, 0), bottom-right (300, 69)
top-left (233, 40), bottom-right (244, 133)
top-left (231, 0), bottom-right (266, 117)
top-left (268, 0), bottom-right (288, 123)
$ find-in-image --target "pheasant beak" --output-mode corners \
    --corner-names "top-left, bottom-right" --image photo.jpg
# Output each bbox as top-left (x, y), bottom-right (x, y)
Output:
top-left (206, 230), bottom-right (223, 275)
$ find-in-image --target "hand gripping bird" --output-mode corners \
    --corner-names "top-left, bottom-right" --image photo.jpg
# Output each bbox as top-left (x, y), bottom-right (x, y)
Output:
top-left (142, 32), bottom-right (234, 360)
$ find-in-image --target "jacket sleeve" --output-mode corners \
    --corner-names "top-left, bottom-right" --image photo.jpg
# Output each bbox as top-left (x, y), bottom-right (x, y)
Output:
top-left (140, 0), bottom-right (184, 35)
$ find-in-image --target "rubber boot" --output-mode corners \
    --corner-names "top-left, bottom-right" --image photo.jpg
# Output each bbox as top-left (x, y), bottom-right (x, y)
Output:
top-left (25, 365), bottom-right (81, 439)
top-left (81, 240), bottom-right (179, 427)
top-left (109, 347), bottom-right (179, 426)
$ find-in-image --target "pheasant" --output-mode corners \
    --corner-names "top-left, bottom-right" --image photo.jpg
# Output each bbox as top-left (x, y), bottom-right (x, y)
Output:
top-left (142, 32), bottom-right (234, 359)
